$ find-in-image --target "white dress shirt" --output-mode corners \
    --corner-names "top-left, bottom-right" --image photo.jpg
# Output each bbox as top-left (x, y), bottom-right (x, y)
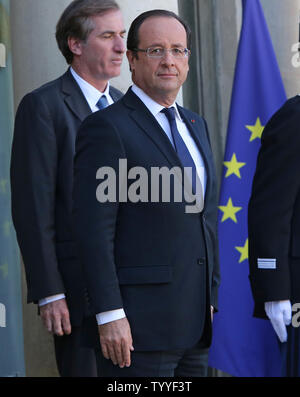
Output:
top-left (69, 67), bottom-right (114, 109)
top-left (131, 84), bottom-right (207, 194)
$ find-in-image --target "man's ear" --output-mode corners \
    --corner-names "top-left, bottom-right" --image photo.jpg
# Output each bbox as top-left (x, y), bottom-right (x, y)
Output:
top-left (68, 37), bottom-right (83, 56)
top-left (126, 50), bottom-right (135, 73)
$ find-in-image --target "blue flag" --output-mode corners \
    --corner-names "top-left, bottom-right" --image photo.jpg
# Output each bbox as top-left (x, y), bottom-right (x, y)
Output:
top-left (208, 0), bottom-right (286, 377)
top-left (0, 0), bottom-right (25, 376)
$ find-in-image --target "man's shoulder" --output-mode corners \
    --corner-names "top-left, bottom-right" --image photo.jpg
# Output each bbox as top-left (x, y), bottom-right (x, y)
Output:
top-left (271, 96), bottom-right (300, 120)
top-left (78, 93), bottom-right (129, 141)
top-left (19, 71), bottom-right (69, 107)
top-left (32, 71), bottom-right (68, 95)
top-left (283, 95), bottom-right (300, 108)
top-left (109, 85), bottom-right (123, 100)
top-left (84, 95), bottom-right (126, 127)
top-left (177, 104), bottom-right (204, 121)
top-left (264, 96), bottom-right (300, 132)
top-left (177, 104), bottom-right (208, 135)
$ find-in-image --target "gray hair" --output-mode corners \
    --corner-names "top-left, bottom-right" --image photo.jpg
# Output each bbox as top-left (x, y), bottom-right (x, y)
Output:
top-left (56, 0), bottom-right (120, 64)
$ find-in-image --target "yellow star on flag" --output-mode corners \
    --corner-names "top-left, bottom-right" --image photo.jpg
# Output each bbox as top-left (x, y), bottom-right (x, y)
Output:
top-left (246, 117), bottom-right (264, 141)
top-left (218, 198), bottom-right (242, 223)
top-left (223, 153), bottom-right (246, 179)
top-left (235, 239), bottom-right (249, 263)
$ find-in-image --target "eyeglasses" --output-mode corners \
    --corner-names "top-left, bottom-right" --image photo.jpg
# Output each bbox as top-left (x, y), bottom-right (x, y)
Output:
top-left (133, 47), bottom-right (190, 58)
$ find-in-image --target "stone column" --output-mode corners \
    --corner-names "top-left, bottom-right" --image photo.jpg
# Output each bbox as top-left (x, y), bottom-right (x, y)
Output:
top-left (180, 0), bottom-right (300, 185)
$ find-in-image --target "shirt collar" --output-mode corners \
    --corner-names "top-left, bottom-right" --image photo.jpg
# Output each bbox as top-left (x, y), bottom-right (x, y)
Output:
top-left (70, 67), bottom-right (111, 108)
top-left (131, 84), bottom-right (182, 121)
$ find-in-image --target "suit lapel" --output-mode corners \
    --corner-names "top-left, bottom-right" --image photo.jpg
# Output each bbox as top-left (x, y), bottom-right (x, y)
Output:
top-left (61, 69), bottom-right (92, 122)
top-left (122, 89), bottom-right (206, 212)
top-left (178, 106), bottom-right (213, 208)
top-left (61, 70), bottom-right (123, 121)
top-left (123, 89), bottom-right (183, 170)
top-left (109, 86), bottom-right (123, 102)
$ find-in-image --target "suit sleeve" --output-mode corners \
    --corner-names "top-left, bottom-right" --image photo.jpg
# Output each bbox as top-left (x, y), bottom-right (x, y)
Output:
top-left (199, 117), bottom-right (220, 311)
top-left (248, 98), bottom-right (300, 316)
top-left (10, 93), bottom-right (65, 302)
top-left (73, 114), bottom-right (125, 314)
top-left (200, 116), bottom-right (220, 311)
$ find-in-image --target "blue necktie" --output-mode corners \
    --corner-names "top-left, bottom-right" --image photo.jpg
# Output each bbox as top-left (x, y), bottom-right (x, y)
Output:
top-left (96, 95), bottom-right (109, 110)
top-left (162, 107), bottom-right (203, 202)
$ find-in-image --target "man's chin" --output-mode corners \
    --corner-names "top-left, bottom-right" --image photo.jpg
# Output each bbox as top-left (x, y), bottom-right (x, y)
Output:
top-left (157, 82), bottom-right (180, 94)
top-left (107, 68), bottom-right (122, 80)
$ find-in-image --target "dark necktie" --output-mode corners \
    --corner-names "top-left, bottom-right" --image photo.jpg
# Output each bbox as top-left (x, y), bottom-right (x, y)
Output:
top-left (96, 95), bottom-right (109, 110)
top-left (161, 107), bottom-right (204, 209)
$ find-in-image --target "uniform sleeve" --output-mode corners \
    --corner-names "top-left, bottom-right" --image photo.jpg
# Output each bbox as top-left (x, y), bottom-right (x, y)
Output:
top-left (248, 98), bottom-right (300, 314)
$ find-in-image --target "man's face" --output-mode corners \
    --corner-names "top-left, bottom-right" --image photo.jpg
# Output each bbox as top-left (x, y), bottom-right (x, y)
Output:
top-left (72, 9), bottom-right (126, 82)
top-left (127, 16), bottom-right (190, 104)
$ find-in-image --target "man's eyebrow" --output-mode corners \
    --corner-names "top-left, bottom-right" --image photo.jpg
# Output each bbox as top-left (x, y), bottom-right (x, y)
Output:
top-left (100, 29), bottom-right (127, 35)
top-left (146, 42), bottom-right (185, 47)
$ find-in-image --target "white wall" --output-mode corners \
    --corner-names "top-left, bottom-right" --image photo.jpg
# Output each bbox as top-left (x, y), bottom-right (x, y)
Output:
top-left (112, 0), bottom-right (179, 93)
top-left (11, 0), bottom-right (179, 109)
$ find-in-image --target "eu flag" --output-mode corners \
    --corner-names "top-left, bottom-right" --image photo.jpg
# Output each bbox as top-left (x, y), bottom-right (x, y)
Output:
top-left (208, 0), bottom-right (286, 377)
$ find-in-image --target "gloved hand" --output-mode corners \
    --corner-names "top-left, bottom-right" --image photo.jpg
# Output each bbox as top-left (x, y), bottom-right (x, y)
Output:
top-left (264, 300), bottom-right (292, 343)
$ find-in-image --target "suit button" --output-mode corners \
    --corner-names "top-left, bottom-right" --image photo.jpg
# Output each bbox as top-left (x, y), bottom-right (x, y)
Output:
top-left (197, 258), bottom-right (206, 266)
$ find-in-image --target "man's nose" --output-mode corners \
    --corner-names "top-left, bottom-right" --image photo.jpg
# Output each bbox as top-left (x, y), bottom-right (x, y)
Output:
top-left (114, 35), bottom-right (126, 53)
top-left (160, 49), bottom-right (175, 65)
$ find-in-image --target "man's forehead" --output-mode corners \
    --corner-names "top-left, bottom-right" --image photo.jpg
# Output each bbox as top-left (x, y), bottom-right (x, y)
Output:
top-left (90, 10), bottom-right (124, 31)
top-left (138, 16), bottom-right (187, 45)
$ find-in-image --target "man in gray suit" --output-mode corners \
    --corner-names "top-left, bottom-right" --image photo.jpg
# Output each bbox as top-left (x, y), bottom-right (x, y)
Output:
top-left (10, 0), bottom-right (125, 377)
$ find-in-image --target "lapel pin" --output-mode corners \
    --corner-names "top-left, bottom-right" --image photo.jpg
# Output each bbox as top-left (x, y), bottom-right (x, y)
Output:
top-left (191, 119), bottom-right (195, 123)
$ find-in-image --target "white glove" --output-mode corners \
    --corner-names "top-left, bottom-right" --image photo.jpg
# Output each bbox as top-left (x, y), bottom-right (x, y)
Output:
top-left (264, 300), bottom-right (292, 343)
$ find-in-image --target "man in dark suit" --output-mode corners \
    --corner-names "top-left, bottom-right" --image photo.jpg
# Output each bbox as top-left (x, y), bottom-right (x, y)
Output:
top-left (10, 0), bottom-right (125, 377)
top-left (248, 96), bottom-right (300, 376)
top-left (73, 9), bottom-right (220, 377)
